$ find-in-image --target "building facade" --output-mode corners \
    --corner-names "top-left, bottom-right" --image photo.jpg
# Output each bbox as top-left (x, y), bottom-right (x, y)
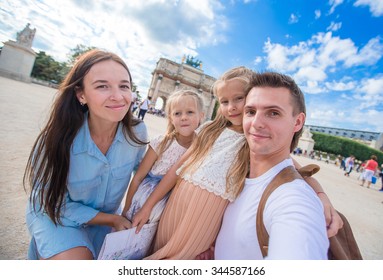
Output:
top-left (306, 125), bottom-right (383, 151)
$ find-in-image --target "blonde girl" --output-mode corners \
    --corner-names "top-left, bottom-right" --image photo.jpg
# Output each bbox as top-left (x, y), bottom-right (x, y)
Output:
top-left (132, 67), bottom-right (253, 259)
top-left (133, 67), bottom-right (341, 260)
top-left (122, 89), bottom-right (204, 226)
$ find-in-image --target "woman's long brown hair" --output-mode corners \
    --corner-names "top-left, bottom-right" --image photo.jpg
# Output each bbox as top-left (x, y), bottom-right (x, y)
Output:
top-left (23, 49), bottom-right (147, 225)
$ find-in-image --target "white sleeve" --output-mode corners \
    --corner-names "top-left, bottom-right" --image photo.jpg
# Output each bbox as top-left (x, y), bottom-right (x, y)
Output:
top-left (149, 135), bottom-right (164, 156)
top-left (264, 180), bottom-right (329, 260)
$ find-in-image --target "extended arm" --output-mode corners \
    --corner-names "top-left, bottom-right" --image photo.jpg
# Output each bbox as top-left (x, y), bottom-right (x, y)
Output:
top-left (132, 148), bottom-right (193, 233)
top-left (122, 146), bottom-right (158, 218)
top-left (292, 158), bottom-right (343, 237)
top-left (87, 212), bottom-right (132, 231)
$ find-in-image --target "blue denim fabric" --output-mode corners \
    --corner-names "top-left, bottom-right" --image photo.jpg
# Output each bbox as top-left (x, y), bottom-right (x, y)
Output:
top-left (26, 114), bottom-right (147, 259)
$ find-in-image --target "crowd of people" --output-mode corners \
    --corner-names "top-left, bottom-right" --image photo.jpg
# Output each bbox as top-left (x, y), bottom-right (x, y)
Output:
top-left (297, 149), bottom-right (382, 191)
top-left (25, 49), bottom-right (367, 260)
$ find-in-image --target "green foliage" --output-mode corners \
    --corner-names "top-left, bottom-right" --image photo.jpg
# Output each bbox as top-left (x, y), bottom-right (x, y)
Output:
top-left (31, 51), bottom-right (68, 83)
top-left (67, 44), bottom-right (96, 66)
top-left (312, 132), bottom-right (383, 165)
top-left (32, 45), bottom-right (141, 93)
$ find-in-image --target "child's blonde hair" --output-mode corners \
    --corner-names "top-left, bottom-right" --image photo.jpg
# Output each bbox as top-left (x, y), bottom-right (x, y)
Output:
top-left (179, 66), bottom-right (253, 198)
top-left (156, 89), bottom-right (204, 158)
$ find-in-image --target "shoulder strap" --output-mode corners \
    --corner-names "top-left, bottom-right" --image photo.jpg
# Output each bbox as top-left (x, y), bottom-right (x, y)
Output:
top-left (256, 165), bottom-right (319, 257)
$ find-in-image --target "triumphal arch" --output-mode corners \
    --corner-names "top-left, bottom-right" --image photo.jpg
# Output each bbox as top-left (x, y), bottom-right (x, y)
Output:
top-left (147, 57), bottom-right (217, 120)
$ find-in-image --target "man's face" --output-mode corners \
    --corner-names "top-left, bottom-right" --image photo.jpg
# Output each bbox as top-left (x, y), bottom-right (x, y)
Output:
top-left (243, 86), bottom-right (305, 158)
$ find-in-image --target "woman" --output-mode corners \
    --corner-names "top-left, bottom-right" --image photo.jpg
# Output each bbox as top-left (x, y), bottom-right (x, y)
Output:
top-left (24, 49), bottom-right (148, 259)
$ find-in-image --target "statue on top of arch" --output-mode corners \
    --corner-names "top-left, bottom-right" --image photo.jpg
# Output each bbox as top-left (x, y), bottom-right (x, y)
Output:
top-left (182, 55), bottom-right (203, 70)
top-left (16, 23), bottom-right (36, 48)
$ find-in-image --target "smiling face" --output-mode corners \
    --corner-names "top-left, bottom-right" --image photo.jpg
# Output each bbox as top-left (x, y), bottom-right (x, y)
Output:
top-left (243, 86), bottom-right (305, 162)
top-left (76, 59), bottom-right (132, 125)
top-left (216, 79), bottom-right (246, 132)
top-left (169, 96), bottom-right (203, 138)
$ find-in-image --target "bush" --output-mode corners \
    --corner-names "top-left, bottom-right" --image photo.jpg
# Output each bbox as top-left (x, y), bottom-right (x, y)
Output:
top-left (312, 132), bottom-right (383, 165)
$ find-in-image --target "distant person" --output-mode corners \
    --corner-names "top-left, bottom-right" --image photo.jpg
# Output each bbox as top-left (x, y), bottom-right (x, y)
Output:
top-left (360, 155), bottom-right (378, 188)
top-left (379, 164), bottom-right (383, 191)
top-left (24, 49), bottom-right (148, 260)
top-left (340, 156), bottom-right (346, 170)
top-left (131, 90), bottom-right (137, 112)
top-left (325, 154), bottom-right (330, 164)
top-left (132, 99), bottom-right (139, 114)
top-left (138, 96), bottom-right (152, 120)
top-left (344, 155), bottom-right (355, 177)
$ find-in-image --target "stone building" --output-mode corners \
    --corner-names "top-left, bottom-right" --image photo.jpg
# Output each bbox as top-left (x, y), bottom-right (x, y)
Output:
top-left (147, 57), bottom-right (217, 120)
top-left (0, 23), bottom-right (37, 82)
top-left (306, 125), bottom-right (383, 151)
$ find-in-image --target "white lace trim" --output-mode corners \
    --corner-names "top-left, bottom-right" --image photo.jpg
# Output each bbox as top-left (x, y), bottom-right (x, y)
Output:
top-left (179, 128), bottom-right (245, 202)
top-left (150, 135), bottom-right (187, 176)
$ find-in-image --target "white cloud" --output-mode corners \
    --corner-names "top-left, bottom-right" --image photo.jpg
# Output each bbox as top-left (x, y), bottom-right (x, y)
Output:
top-left (315, 10), bottom-right (321, 19)
top-left (328, 0), bottom-right (344, 15)
top-left (354, 0), bottom-right (383, 17)
top-left (288, 13), bottom-right (299, 24)
top-left (325, 80), bottom-right (356, 91)
top-left (0, 0), bottom-right (228, 94)
top-left (344, 36), bottom-right (383, 67)
top-left (308, 105), bottom-right (383, 131)
top-left (264, 32), bottom-right (383, 97)
top-left (253, 56), bottom-right (262, 65)
top-left (327, 21), bottom-right (342, 31)
top-left (355, 76), bottom-right (383, 109)
top-left (295, 66), bottom-right (327, 83)
top-left (310, 32), bottom-right (383, 69)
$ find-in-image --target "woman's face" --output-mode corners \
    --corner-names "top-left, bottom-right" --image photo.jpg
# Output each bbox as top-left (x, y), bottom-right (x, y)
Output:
top-left (76, 60), bottom-right (132, 124)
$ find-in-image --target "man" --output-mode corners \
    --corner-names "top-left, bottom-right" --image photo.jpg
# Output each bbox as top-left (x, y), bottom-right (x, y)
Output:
top-left (138, 96), bottom-right (152, 120)
top-left (215, 72), bottom-right (329, 259)
top-left (131, 90), bottom-right (138, 113)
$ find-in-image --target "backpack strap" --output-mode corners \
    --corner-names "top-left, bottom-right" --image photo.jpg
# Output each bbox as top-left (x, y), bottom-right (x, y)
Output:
top-left (256, 164), bottom-right (319, 257)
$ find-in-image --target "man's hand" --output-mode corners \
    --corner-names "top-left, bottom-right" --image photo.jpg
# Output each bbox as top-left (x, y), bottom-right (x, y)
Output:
top-left (317, 192), bottom-right (344, 237)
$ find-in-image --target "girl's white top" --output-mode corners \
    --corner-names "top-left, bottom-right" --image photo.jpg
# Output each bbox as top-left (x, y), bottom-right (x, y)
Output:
top-left (179, 126), bottom-right (245, 202)
top-left (150, 134), bottom-right (187, 176)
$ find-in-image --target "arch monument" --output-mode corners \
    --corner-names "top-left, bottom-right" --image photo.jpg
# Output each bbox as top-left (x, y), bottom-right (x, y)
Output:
top-left (147, 58), bottom-right (217, 120)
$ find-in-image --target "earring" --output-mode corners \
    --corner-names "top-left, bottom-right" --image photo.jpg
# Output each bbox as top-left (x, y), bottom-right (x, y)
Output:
top-left (80, 102), bottom-right (84, 106)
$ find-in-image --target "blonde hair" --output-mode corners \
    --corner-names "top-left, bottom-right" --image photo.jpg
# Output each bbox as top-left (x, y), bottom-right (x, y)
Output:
top-left (156, 89), bottom-right (204, 158)
top-left (180, 66), bottom-right (253, 198)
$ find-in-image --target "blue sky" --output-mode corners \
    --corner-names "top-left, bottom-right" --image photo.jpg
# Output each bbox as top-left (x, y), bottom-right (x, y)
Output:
top-left (1, 0), bottom-right (382, 132)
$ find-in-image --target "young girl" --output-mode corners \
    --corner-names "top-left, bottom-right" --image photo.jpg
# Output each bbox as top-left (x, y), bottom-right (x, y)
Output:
top-left (132, 67), bottom-right (341, 260)
top-left (122, 89), bottom-right (204, 226)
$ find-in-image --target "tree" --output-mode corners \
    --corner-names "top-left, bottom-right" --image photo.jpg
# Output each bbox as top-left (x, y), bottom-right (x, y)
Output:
top-left (31, 51), bottom-right (67, 83)
top-left (67, 44), bottom-right (96, 66)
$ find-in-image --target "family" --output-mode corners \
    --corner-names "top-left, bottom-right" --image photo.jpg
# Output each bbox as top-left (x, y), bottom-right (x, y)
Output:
top-left (24, 49), bottom-right (342, 260)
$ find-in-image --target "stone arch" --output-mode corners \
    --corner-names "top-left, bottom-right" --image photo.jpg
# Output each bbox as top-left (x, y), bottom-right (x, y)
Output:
top-left (147, 58), bottom-right (217, 121)
top-left (155, 95), bottom-right (167, 111)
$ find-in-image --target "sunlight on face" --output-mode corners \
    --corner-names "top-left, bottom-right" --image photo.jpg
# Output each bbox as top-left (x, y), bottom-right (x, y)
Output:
top-left (243, 87), bottom-right (304, 158)
top-left (216, 79), bottom-right (246, 132)
top-left (77, 60), bottom-right (132, 124)
top-left (170, 96), bottom-right (203, 137)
